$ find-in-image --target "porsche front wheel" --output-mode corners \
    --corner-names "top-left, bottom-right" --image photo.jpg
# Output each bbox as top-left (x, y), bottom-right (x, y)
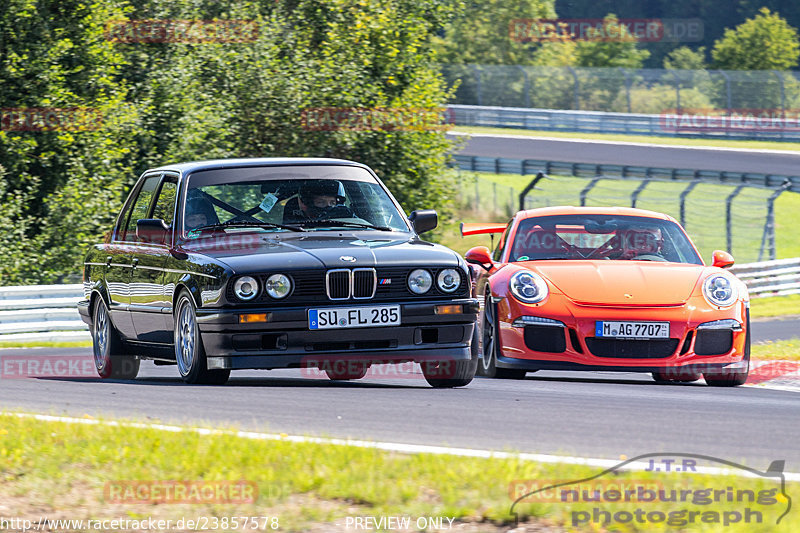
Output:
top-left (478, 297), bottom-right (527, 380)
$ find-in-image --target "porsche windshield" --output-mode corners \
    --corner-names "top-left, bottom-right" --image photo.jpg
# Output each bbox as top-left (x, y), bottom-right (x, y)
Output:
top-left (509, 215), bottom-right (703, 265)
top-left (183, 165), bottom-right (410, 235)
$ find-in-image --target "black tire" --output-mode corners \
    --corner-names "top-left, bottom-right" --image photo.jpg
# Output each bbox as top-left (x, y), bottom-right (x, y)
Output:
top-left (92, 297), bottom-right (140, 380)
top-left (174, 291), bottom-right (230, 385)
top-left (652, 367), bottom-right (702, 384)
top-left (325, 361), bottom-right (369, 381)
top-left (477, 296), bottom-right (527, 380)
top-left (421, 323), bottom-right (480, 388)
top-left (703, 315), bottom-right (750, 387)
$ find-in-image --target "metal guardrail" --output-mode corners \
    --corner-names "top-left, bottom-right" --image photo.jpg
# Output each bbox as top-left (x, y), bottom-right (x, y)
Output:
top-left (730, 258), bottom-right (800, 299)
top-left (0, 269), bottom-right (796, 345)
top-left (0, 285), bottom-right (90, 343)
top-left (449, 104), bottom-right (800, 142)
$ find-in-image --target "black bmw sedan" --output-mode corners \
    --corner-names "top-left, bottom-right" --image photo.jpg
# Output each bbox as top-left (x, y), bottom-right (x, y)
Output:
top-left (77, 158), bottom-right (479, 387)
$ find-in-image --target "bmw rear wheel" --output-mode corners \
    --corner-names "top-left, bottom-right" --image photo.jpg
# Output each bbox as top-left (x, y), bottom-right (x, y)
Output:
top-left (174, 291), bottom-right (230, 385)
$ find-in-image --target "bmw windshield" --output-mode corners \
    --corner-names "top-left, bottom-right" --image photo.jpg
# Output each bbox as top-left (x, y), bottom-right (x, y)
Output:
top-left (182, 165), bottom-right (410, 237)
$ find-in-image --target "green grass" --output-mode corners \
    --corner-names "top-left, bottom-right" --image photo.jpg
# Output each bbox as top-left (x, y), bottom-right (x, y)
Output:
top-left (1, 412), bottom-right (797, 532)
top-left (0, 340), bottom-right (92, 349)
top-left (750, 294), bottom-right (800, 320)
top-left (453, 125), bottom-right (800, 152)
top-left (752, 339), bottom-right (800, 361)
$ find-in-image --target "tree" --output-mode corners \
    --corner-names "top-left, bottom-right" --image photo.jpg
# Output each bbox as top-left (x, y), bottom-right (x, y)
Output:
top-left (574, 14), bottom-right (650, 69)
top-left (664, 46), bottom-right (706, 70)
top-left (712, 7), bottom-right (800, 70)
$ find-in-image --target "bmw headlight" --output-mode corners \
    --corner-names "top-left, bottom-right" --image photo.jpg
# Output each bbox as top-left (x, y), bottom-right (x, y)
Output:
top-left (265, 273), bottom-right (292, 299)
top-left (509, 270), bottom-right (549, 304)
top-left (437, 269), bottom-right (461, 293)
top-left (703, 274), bottom-right (737, 307)
top-left (408, 269), bottom-right (433, 294)
top-left (234, 275), bottom-right (259, 301)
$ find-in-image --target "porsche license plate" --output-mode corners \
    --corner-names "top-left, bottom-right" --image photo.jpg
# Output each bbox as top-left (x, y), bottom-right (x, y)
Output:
top-left (595, 321), bottom-right (669, 339)
top-left (309, 306), bottom-right (400, 330)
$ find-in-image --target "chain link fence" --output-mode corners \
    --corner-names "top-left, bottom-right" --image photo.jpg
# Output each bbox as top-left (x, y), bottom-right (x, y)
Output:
top-left (442, 65), bottom-right (800, 114)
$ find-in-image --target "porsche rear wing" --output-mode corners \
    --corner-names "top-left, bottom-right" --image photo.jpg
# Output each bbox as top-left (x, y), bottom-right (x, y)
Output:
top-left (460, 222), bottom-right (507, 237)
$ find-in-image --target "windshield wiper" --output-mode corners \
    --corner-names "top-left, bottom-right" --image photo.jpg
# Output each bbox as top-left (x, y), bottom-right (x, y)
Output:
top-left (193, 220), bottom-right (305, 233)
top-left (298, 219), bottom-right (394, 231)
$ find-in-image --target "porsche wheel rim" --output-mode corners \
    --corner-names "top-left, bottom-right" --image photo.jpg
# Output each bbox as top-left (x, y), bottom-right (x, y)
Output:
top-left (481, 301), bottom-right (495, 372)
top-left (176, 299), bottom-right (196, 376)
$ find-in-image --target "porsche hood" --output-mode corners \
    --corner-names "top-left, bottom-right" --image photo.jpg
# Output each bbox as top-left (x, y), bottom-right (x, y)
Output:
top-left (530, 261), bottom-right (706, 306)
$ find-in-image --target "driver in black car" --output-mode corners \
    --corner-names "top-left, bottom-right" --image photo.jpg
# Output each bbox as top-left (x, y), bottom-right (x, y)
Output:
top-left (285, 179), bottom-right (353, 221)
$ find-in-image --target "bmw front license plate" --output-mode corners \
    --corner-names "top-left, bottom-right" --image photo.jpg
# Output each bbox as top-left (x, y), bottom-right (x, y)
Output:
top-left (309, 305), bottom-right (401, 330)
top-left (596, 321), bottom-right (670, 339)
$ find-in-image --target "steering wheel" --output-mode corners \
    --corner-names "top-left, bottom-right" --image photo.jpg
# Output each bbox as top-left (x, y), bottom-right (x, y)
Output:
top-left (630, 254), bottom-right (666, 262)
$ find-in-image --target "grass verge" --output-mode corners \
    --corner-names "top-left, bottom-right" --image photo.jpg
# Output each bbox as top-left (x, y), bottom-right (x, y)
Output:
top-left (752, 339), bottom-right (800, 361)
top-left (0, 413), bottom-right (797, 532)
top-left (0, 340), bottom-right (92, 349)
top-left (452, 125), bottom-right (800, 152)
top-left (750, 294), bottom-right (800, 320)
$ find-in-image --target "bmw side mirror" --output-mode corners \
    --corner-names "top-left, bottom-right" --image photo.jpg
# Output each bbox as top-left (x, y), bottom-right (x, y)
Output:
top-left (711, 250), bottom-right (735, 269)
top-left (136, 218), bottom-right (170, 245)
top-left (409, 209), bottom-right (438, 234)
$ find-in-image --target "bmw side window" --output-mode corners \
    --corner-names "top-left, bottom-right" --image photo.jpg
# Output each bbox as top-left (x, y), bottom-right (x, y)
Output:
top-left (152, 177), bottom-right (178, 227)
top-left (122, 175), bottom-right (161, 242)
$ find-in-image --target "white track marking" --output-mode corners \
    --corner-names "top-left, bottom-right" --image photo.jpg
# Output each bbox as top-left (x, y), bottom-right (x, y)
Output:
top-left (9, 411), bottom-right (800, 482)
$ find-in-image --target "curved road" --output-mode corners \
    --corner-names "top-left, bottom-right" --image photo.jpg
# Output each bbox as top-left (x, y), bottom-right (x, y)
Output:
top-left (450, 132), bottom-right (800, 175)
top-left (1, 343), bottom-right (798, 467)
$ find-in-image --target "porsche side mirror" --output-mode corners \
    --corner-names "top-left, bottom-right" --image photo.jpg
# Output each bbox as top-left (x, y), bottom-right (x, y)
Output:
top-left (136, 218), bottom-right (170, 245)
top-left (711, 250), bottom-right (735, 269)
top-left (409, 209), bottom-right (438, 234)
top-left (465, 246), bottom-right (493, 271)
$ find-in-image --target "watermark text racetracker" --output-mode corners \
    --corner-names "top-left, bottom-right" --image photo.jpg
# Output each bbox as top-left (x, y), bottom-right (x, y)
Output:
top-left (661, 108), bottom-right (800, 133)
top-left (104, 19), bottom-right (259, 43)
top-left (0, 107), bottom-right (102, 132)
top-left (0, 516), bottom-right (279, 532)
top-left (509, 18), bottom-right (703, 43)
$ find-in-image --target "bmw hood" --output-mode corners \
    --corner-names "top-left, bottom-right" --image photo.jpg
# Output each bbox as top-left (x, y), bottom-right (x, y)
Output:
top-left (529, 261), bottom-right (705, 306)
top-left (182, 233), bottom-right (462, 272)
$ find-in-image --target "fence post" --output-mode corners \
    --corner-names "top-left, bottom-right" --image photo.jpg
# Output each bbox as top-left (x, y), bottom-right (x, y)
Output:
top-left (630, 179), bottom-right (651, 208)
top-left (518, 66), bottom-right (531, 108)
top-left (474, 173), bottom-right (480, 210)
top-left (620, 67), bottom-right (632, 113)
top-left (492, 182), bottom-right (497, 213)
top-left (471, 65), bottom-right (483, 106)
top-left (724, 184), bottom-right (746, 255)
top-left (772, 70), bottom-right (786, 115)
top-left (567, 66), bottom-right (579, 110)
top-left (671, 71), bottom-right (682, 112)
top-left (519, 171), bottom-right (547, 211)
top-left (579, 177), bottom-right (602, 206)
top-left (717, 70), bottom-right (732, 115)
top-left (679, 178), bottom-right (702, 228)
top-left (758, 180), bottom-right (791, 261)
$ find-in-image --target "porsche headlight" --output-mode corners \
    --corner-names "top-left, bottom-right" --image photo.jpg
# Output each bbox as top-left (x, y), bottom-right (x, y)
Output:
top-left (408, 269), bottom-right (433, 294)
top-left (265, 273), bottom-right (292, 299)
top-left (437, 269), bottom-right (461, 293)
top-left (509, 270), bottom-right (549, 304)
top-left (703, 274), bottom-right (737, 307)
top-left (234, 276), bottom-right (259, 301)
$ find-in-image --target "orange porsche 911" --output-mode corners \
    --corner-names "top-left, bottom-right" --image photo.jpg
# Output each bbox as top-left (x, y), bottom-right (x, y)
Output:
top-left (463, 206), bottom-right (750, 386)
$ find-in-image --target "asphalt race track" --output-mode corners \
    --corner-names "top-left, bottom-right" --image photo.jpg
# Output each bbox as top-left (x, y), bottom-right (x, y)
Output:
top-left (1, 312), bottom-right (799, 468)
top-left (449, 132), bottom-right (800, 176)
